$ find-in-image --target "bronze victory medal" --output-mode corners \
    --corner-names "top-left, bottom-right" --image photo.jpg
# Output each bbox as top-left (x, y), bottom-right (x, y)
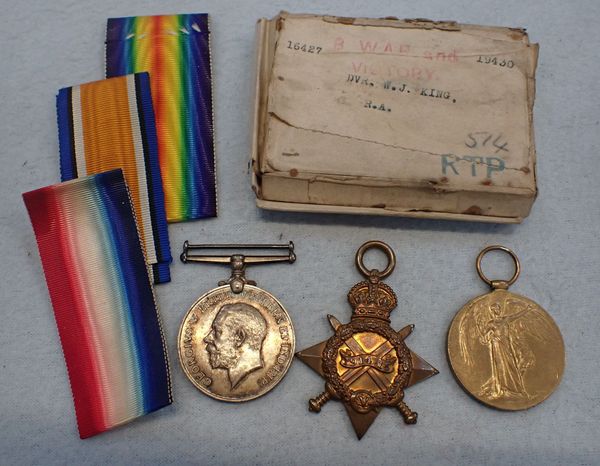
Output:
top-left (447, 246), bottom-right (565, 411)
top-left (178, 243), bottom-right (296, 402)
top-left (297, 241), bottom-right (438, 439)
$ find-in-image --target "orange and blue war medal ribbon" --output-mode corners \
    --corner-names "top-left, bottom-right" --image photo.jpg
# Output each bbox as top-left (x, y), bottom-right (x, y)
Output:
top-left (57, 73), bottom-right (172, 283)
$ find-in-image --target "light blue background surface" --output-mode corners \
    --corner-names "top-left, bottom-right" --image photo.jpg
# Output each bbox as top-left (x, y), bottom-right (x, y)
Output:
top-left (1, 0), bottom-right (599, 464)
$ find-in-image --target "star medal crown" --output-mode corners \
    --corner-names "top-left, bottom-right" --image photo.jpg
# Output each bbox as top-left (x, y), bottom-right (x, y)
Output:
top-left (296, 241), bottom-right (439, 439)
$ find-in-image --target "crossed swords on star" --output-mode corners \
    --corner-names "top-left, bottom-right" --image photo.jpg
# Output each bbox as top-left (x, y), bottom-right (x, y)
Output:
top-left (340, 330), bottom-right (395, 390)
top-left (309, 315), bottom-right (418, 424)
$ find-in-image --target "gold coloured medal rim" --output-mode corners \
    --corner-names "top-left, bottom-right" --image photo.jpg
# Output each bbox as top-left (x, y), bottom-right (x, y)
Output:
top-left (177, 284), bottom-right (296, 402)
top-left (447, 290), bottom-right (565, 411)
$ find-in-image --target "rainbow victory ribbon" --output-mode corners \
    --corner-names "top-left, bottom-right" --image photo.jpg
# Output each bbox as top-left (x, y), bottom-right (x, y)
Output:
top-left (57, 73), bottom-right (172, 283)
top-left (106, 14), bottom-right (217, 222)
top-left (23, 170), bottom-right (172, 439)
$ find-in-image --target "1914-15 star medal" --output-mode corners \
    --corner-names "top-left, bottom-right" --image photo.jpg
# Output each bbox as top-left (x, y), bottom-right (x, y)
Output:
top-left (296, 241), bottom-right (438, 439)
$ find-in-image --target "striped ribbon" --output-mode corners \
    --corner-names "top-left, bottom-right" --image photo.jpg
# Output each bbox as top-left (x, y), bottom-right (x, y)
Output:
top-left (23, 170), bottom-right (172, 439)
top-left (106, 14), bottom-right (217, 222)
top-left (57, 73), bottom-right (171, 283)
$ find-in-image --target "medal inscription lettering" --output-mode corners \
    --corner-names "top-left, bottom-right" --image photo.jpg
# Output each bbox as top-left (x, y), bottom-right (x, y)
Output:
top-left (258, 343), bottom-right (292, 387)
top-left (182, 314), bottom-right (212, 387)
top-left (178, 286), bottom-right (295, 402)
top-left (339, 347), bottom-right (396, 373)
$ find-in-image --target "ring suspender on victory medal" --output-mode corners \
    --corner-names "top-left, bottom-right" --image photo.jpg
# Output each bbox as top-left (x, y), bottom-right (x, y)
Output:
top-left (447, 245), bottom-right (565, 410)
top-left (177, 243), bottom-right (296, 402)
top-left (296, 241), bottom-right (438, 439)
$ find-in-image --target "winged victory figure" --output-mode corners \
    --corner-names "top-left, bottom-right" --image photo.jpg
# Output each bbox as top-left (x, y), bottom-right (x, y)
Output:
top-left (458, 296), bottom-right (552, 400)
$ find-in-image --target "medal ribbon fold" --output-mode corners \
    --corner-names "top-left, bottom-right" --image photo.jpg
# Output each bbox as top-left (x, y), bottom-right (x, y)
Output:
top-left (23, 170), bottom-right (172, 439)
top-left (57, 73), bottom-right (172, 283)
top-left (106, 14), bottom-right (217, 222)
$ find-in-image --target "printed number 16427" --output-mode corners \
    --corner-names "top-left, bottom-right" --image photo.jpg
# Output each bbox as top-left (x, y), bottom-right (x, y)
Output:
top-left (287, 41), bottom-right (322, 54)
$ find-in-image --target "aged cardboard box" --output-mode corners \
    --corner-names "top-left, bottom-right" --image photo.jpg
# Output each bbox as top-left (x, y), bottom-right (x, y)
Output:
top-left (251, 12), bottom-right (539, 223)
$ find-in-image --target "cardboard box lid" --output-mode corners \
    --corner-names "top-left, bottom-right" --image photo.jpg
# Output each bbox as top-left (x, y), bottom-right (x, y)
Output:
top-left (252, 13), bottom-right (538, 223)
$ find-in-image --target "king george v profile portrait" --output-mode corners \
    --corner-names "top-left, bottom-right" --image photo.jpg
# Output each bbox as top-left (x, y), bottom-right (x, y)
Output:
top-left (204, 302), bottom-right (268, 389)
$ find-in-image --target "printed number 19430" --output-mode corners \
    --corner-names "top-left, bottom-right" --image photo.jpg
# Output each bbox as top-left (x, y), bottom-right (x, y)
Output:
top-left (477, 56), bottom-right (514, 68)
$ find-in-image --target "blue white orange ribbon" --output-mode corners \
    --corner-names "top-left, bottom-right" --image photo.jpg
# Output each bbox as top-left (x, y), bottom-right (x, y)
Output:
top-left (23, 170), bottom-right (172, 439)
top-left (57, 73), bottom-right (172, 283)
top-left (106, 14), bottom-right (217, 222)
